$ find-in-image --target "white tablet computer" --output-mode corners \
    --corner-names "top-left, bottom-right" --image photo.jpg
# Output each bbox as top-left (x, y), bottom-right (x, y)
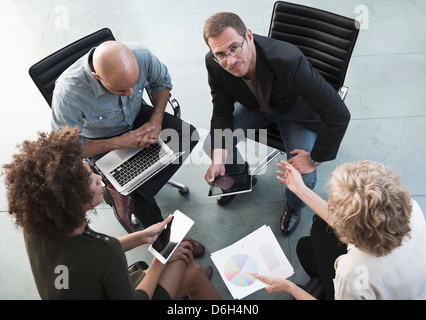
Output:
top-left (148, 210), bottom-right (194, 264)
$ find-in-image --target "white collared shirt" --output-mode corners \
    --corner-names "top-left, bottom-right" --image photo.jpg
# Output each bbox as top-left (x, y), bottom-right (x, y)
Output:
top-left (333, 200), bottom-right (426, 300)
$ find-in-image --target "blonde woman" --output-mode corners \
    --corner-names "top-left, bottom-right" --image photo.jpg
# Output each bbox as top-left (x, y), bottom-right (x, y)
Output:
top-left (257, 160), bottom-right (426, 299)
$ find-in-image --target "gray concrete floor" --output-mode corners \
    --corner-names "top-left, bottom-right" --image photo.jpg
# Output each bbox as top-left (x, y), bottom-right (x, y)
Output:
top-left (1, 0), bottom-right (425, 300)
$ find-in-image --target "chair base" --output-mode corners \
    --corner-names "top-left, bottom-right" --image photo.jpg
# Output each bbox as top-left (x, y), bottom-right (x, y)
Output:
top-left (166, 180), bottom-right (189, 194)
top-left (128, 261), bottom-right (149, 272)
top-left (251, 149), bottom-right (284, 177)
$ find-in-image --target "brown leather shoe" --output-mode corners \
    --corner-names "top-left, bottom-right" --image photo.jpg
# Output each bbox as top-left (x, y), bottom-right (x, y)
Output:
top-left (185, 237), bottom-right (205, 258)
top-left (104, 184), bottom-right (136, 233)
top-left (202, 265), bottom-right (213, 280)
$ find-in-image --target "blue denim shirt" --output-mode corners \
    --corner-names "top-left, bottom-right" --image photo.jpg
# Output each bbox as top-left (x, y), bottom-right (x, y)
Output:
top-left (51, 43), bottom-right (172, 143)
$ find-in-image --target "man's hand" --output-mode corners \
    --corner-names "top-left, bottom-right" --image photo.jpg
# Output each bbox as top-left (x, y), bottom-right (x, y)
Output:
top-left (204, 163), bottom-right (226, 185)
top-left (204, 148), bottom-right (228, 185)
top-left (138, 87), bottom-right (169, 147)
top-left (287, 149), bottom-right (316, 174)
top-left (138, 119), bottom-right (162, 147)
top-left (82, 125), bottom-right (155, 157)
top-left (118, 125), bottom-right (156, 149)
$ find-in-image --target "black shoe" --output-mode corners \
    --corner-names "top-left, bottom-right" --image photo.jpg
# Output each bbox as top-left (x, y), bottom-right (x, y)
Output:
top-left (216, 176), bottom-right (257, 206)
top-left (217, 194), bottom-right (236, 206)
top-left (300, 277), bottom-right (325, 300)
top-left (280, 202), bottom-right (300, 235)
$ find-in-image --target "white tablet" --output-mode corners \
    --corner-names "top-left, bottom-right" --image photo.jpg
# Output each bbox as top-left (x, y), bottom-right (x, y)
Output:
top-left (148, 210), bottom-right (194, 264)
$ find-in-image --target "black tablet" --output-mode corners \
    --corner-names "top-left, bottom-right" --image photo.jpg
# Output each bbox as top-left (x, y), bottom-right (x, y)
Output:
top-left (208, 171), bottom-right (252, 197)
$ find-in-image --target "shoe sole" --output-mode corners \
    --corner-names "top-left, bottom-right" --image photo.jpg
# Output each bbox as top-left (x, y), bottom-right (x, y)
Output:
top-left (103, 186), bottom-right (136, 233)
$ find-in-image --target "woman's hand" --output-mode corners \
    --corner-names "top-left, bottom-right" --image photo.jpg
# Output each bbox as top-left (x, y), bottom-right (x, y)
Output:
top-left (255, 273), bottom-right (315, 300)
top-left (168, 239), bottom-right (193, 264)
top-left (255, 273), bottom-right (293, 295)
top-left (277, 160), bottom-right (306, 193)
top-left (141, 215), bottom-right (173, 245)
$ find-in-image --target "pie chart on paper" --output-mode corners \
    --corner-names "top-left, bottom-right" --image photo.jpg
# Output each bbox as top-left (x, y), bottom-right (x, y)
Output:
top-left (224, 254), bottom-right (258, 287)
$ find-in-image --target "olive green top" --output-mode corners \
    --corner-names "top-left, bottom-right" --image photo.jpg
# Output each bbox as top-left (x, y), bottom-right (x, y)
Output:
top-left (24, 226), bottom-right (170, 300)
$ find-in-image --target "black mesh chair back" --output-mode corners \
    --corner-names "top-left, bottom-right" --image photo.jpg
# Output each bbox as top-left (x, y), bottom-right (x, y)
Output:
top-left (28, 28), bottom-right (188, 233)
top-left (29, 28), bottom-right (115, 107)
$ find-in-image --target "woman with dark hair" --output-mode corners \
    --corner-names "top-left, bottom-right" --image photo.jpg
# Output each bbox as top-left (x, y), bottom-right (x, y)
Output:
top-left (3, 127), bottom-right (220, 300)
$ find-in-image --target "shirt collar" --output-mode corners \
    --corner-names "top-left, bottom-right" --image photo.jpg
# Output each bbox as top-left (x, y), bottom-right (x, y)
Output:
top-left (83, 47), bottom-right (109, 98)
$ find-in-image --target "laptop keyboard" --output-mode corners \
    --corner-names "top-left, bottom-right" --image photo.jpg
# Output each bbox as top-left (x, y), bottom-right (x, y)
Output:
top-left (110, 143), bottom-right (168, 187)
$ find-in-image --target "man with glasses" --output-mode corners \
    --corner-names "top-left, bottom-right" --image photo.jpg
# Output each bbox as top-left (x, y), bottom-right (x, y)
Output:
top-left (202, 12), bottom-right (350, 236)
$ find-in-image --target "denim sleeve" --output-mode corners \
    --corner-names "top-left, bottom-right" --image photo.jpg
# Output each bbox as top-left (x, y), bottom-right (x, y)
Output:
top-left (132, 45), bottom-right (173, 95)
top-left (51, 89), bottom-right (85, 143)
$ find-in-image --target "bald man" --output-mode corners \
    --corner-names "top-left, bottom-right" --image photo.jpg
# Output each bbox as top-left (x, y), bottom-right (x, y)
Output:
top-left (51, 41), bottom-right (204, 256)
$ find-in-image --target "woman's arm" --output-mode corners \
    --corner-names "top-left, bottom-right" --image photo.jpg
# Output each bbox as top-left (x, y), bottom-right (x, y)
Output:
top-left (135, 240), bottom-right (193, 299)
top-left (118, 215), bottom-right (173, 252)
top-left (255, 274), bottom-right (316, 300)
top-left (277, 161), bottom-right (330, 223)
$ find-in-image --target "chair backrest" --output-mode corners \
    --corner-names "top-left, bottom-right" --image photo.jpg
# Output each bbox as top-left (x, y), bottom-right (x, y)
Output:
top-left (269, 1), bottom-right (359, 90)
top-left (29, 28), bottom-right (115, 107)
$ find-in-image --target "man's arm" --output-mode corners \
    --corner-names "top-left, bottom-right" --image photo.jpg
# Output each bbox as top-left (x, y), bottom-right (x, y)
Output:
top-left (289, 53), bottom-right (351, 163)
top-left (204, 148), bottom-right (228, 184)
top-left (137, 88), bottom-right (170, 147)
top-left (82, 87), bottom-right (171, 157)
top-left (81, 125), bottom-right (155, 158)
top-left (118, 216), bottom-right (172, 252)
top-left (81, 88), bottom-right (171, 157)
top-left (203, 54), bottom-right (237, 184)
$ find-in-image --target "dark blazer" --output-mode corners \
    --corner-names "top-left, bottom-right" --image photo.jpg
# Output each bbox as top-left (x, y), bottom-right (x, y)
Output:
top-left (206, 34), bottom-right (350, 162)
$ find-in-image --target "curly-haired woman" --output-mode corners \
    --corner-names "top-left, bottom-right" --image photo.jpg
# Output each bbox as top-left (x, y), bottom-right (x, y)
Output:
top-left (256, 160), bottom-right (426, 300)
top-left (3, 127), bottom-right (221, 300)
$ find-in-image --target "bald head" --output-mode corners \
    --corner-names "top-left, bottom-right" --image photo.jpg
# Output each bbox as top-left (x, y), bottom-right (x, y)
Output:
top-left (92, 41), bottom-right (139, 96)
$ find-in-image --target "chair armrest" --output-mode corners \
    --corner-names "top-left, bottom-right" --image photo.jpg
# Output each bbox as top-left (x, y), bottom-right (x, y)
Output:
top-left (145, 92), bottom-right (181, 119)
top-left (168, 93), bottom-right (181, 119)
top-left (338, 86), bottom-right (348, 101)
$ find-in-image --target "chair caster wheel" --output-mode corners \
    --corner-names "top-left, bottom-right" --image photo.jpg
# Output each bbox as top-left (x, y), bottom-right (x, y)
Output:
top-left (178, 187), bottom-right (189, 195)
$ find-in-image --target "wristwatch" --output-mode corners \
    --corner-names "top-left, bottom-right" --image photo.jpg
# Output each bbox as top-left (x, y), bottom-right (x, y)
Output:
top-left (308, 154), bottom-right (322, 167)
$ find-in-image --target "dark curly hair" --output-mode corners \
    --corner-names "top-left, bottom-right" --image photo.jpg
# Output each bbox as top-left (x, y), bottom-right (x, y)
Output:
top-left (3, 127), bottom-right (93, 241)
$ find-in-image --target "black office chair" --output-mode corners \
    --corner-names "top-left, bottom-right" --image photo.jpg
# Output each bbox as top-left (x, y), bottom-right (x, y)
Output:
top-left (250, 1), bottom-right (360, 176)
top-left (29, 28), bottom-right (189, 233)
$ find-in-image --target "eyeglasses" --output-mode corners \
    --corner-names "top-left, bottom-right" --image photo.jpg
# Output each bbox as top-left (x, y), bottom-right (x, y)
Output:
top-left (213, 38), bottom-right (246, 63)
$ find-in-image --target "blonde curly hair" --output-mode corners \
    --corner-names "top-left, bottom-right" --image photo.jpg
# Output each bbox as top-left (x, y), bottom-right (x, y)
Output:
top-left (327, 161), bottom-right (412, 257)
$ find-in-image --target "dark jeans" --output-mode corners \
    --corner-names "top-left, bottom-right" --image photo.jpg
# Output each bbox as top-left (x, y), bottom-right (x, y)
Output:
top-left (131, 103), bottom-right (199, 228)
top-left (203, 103), bottom-right (317, 209)
top-left (296, 215), bottom-right (347, 300)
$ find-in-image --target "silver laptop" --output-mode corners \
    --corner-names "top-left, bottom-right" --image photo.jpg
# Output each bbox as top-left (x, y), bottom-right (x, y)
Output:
top-left (95, 139), bottom-right (184, 195)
